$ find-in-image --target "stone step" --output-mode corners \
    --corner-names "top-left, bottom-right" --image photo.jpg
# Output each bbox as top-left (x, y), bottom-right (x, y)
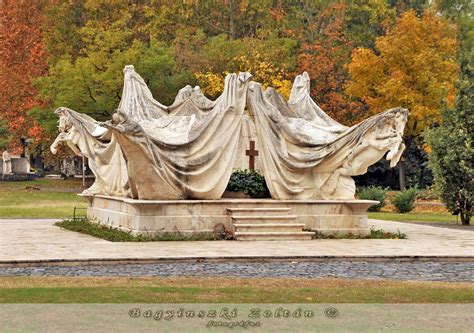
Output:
top-left (233, 223), bottom-right (306, 233)
top-left (234, 231), bottom-right (314, 241)
top-left (227, 208), bottom-right (291, 216)
top-left (230, 215), bottom-right (298, 224)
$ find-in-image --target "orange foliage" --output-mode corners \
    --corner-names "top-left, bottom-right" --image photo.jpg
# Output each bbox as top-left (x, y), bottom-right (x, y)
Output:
top-left (297, 2), bottom-right (364, 126)
top-left (345, 10), bottom-right (459, 136)
top-left (0, 0), bottom-right (48, 152)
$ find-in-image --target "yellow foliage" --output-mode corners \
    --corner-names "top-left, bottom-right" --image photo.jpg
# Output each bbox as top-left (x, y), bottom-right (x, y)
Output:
top-left (193, 72), bottom-right (224, 97)
top-left (345, 10), bottom-right (459, 137)
top-left (422, 143), bottom-right (432, 154)
top-left (195, 51), bottom-right (292, 99)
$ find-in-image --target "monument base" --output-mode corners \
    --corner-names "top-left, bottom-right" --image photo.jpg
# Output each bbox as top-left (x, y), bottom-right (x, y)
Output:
top-left (81, 195), bottom-right (377, 239)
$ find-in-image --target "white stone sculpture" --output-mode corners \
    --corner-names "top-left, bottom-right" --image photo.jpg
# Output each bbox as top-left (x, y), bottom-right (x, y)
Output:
top-left (2, 150), bottom-right (12, 175)
top-left (50, 107), bottom-right (129, 196)
top-left (50, 65), bottom-right (408, 200)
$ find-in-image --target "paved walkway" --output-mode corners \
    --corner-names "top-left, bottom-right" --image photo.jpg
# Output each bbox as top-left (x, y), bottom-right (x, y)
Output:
top-left (0, 219), bottom-right (472, 263)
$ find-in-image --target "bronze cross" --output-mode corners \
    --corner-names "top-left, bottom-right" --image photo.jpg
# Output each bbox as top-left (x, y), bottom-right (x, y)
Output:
top-left (245, 140), bottom-right (259, 170)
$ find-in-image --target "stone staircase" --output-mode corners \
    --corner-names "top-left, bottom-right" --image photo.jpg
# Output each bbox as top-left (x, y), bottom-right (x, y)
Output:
top-left (227, 207), bottom-right (314, 241)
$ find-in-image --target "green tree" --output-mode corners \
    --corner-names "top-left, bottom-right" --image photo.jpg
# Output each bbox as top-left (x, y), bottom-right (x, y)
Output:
top-left (0, 119), bottom-right (10, 150)
top-left (424, 0), bottom-right (473, 225)
top-left (388, 0), bottom-right (428, 14)
top-left (345, 0), bottom-right (396, 49)
top-left (425, 65), bottom-right (473, 225)
top-left (35, 3), bottom-right (191, 136)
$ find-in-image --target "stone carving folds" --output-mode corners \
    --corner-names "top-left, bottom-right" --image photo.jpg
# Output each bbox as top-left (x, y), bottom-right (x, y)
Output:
top-left (51, 65), bottom-right (408, 200)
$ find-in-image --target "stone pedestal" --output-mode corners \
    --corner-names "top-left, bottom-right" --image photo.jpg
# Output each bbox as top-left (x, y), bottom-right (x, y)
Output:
top-left (0, 157), bottom-right (29, 174)
top-left (81, 195), bottom-right (377, 238)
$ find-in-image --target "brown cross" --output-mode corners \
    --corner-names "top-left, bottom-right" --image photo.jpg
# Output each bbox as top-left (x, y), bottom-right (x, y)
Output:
top-left (245, 140), bottom-right (259, 170)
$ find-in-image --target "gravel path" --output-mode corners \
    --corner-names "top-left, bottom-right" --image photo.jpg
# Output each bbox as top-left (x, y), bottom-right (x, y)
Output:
top-left (1, 261), bottom-right (472, 282)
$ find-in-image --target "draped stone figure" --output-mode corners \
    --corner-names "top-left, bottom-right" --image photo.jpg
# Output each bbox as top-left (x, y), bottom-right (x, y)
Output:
top-left (50, 65), bottom-right (408, 200)
top-left (50, 108), bottom-right (129, 196)
top-left (103, 67), bottom-right (252, 199)
top-left (247, 78), bottom-right (407, 200)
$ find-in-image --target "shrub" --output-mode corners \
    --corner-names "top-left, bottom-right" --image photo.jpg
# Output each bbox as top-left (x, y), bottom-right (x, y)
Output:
top-left (392, 188), bottom-right (417, 213)
top-left (226, 169), bottom-right (269, 198)
top-left (357, 186), bottom-right (387, 212)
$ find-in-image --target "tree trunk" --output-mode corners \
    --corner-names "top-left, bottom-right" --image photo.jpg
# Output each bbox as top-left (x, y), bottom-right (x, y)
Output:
top-left (229, 0), bottom-right (236, 39)
top-left (460, 211), bottom-right (470, 226)
top-left (418, 166), bottom-right (425, 189)
top-left (398, 159), bottom-right (406, 190)
top-left (34, 149), bottom-right (44, 170)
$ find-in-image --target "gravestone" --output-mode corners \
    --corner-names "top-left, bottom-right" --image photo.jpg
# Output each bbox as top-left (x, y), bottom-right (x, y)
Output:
top-left (0, 153), bottom-right (29, 175)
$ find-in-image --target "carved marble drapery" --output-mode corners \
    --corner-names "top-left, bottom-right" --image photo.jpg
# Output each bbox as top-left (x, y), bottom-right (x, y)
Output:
top-left (51, 65), bottom-right (408, 200)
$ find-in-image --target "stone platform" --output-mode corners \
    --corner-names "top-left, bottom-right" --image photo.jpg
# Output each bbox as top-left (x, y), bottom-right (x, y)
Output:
top-left (81, 195), bottom-right (377, 239)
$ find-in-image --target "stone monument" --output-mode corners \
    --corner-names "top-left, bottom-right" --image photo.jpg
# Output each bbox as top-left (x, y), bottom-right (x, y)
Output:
top-left (0, 152), bottom-right (31, 177)
top-left (51, 65), bottom-right (408, 240)
top-left (2, 150), bottom-right (12, 175)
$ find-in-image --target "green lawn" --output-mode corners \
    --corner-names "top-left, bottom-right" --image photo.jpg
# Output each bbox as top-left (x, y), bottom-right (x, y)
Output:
top-left (0, 178), bottom-right (87, 190)
top-left (369, 212), bottom-right (458, 223)
top-left (0, 179), bottom-right (86, 218)
top-left (0, 179), bottom-right (459, 225)
top-left (1, 277), bottom-right (472, 303)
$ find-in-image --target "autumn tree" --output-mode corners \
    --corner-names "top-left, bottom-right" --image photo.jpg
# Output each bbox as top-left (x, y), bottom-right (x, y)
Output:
top-left (345, 10), bottom-right (458, 188)
top-left (294, 2), bottom-right (365, 125)
top-left (0, 0), bottom-right (48, 153)
top-left (346, 10), bottom-right (458, 136)
top-left (35, 1), bottom-right (192, 135)
top-left (161, 0), bottom-right (296, 98)
top-left (194, 34), bottom-right (296, 98)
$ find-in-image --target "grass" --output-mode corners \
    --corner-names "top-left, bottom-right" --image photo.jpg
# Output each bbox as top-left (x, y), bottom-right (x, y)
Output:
top-left (0, 179), bottom-right (462, 226)
top-left (369, 212), bottom-right (459, 223)
top-left (312, 228), bottom-right (406, 239)
top-left (0, 178), bottom-right (87, 190)
top-left (0, 277), bottom-right (472, 303)
top-left (0, 189), bottom-right (85, 218)
top-left (55, 219), bottom-right (218, 241)
top-left (0, 178), bottom-right (87, 219)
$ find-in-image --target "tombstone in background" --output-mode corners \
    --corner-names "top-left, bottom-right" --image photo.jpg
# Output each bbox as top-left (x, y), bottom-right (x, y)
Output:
top-left (0, 153), bottom-right (29, 175)
top-left (61, 156), bottom-right (76, 177)
top-left (2, 150), bottom-right (12, 175)
top-left (20, 138), bottom-right (33, 173)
